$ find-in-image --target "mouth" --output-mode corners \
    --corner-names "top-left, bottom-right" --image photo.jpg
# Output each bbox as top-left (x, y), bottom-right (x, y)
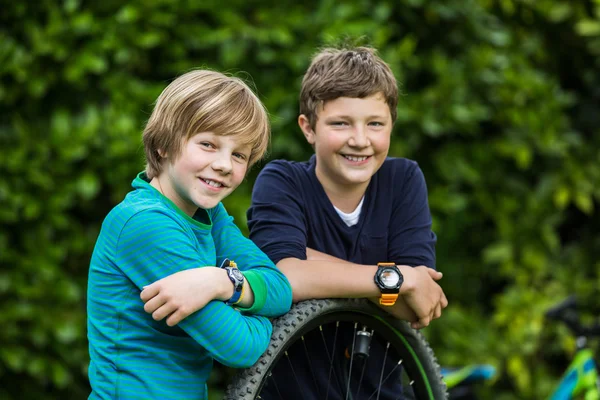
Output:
top-left (341, 154), bottom-right (371, 163)
top-left (200, 178), bottom-right (227, 189)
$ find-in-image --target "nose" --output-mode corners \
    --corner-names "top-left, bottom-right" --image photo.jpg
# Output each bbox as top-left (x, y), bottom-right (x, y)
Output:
top-left (211, 154), bottom-right (233, 175)
top-left (348, 125), bottom-right (370, 148)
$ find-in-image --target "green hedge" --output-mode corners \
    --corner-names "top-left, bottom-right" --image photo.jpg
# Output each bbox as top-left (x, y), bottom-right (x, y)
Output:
top-left (1, 1), bottom-right (599, 398)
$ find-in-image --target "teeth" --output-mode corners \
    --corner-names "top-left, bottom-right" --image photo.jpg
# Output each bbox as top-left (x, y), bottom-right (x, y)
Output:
top-left (344, 155), bottom-right (368, 162)
top-left (203, 179), bottom-right (222, 188)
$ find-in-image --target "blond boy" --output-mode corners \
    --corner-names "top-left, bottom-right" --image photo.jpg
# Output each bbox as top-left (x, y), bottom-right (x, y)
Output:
top-left (87, 70), bottom-right (292, 400)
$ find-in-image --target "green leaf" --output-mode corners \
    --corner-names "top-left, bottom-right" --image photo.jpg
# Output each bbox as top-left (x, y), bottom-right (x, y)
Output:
top-left (576, 20), bottom-right (600, 36)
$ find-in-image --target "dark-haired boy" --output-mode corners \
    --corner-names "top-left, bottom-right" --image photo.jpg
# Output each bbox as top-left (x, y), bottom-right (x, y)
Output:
top-left (247, 46), bottom-right (448, 399)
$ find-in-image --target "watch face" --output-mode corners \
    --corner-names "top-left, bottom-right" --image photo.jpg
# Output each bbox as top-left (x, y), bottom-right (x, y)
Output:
top-left (380, 269), bottom-right (400, 288)
top-left (231, 269), bottom-right (244, 281)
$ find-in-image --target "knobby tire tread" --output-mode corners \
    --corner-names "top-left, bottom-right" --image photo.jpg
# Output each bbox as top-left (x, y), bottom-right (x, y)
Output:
top-left (224, 298), bottom-right (447, 400)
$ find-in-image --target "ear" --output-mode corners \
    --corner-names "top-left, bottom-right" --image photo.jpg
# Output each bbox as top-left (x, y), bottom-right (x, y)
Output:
top-left (298, 114), bottom-right (316, 145)
top-left (157, 149), bottom-right (167, 158)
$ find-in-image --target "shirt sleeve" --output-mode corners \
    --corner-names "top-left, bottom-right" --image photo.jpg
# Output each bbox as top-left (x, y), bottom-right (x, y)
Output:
top-left (247, 162), bottom-right (309, 264)
top-left (210, 203), bottom-right (292, 317)
top-left (388, 161), bottom-right (437, 269)
top-left (115, 209), bottom-right (272, 368)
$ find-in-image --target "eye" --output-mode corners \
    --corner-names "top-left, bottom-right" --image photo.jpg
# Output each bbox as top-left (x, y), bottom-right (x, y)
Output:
top-left (200, 142), bottom-right (215, 149)
top-left (369, 121), bottom-right (385, 127)
top-left (329, 121), bottom-right (349, 127)
top-left (233, 152), bottom-right (248, 161)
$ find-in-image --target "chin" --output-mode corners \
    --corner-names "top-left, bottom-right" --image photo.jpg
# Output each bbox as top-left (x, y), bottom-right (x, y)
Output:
top-left (343, 173), bottom-right (373, 185)
top-left (195, 199), bottom-right (221, 210)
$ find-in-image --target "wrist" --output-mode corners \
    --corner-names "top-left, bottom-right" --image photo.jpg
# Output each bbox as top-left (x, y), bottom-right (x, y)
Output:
top-left (215, 268), bottom-right (234, 301)
top-left (397, 265), bottom-right (416, 294)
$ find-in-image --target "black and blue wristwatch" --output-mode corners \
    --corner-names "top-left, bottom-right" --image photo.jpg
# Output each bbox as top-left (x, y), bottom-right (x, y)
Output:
top-left (220, 258), bottom-right (244, 305)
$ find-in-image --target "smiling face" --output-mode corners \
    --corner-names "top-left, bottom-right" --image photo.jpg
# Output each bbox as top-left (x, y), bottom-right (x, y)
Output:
top-left (299, 93), bottom-right (392, 198)
top-left (153, 132), bottom-right (251, 216)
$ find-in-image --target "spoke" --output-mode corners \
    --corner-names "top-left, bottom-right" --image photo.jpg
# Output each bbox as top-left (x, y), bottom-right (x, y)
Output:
top-left (301, 335), bottom-right (322, 399)
top-left (363, 341), bottom-right (393, 400)
top-left (355, 354), bottom-right (368, 399)
top-left (266, 371), bottom-right (284, 399)
top-left (285, 350), bottom-right (307, 400)
top-left (322, 322), bottom-right (344, 400)
top-left (345, 323), bottom-right (358, 400)
top-left (375, 342), bottom-right (390, 400)
top-left (365, 358), bottom-right (404, 400)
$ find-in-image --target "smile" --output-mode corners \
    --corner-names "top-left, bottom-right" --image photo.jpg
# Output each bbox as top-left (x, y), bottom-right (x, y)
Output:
top-left (201, 178), bottom-right (224, 188)
top-left (342, 155), bottom-right (370, 162)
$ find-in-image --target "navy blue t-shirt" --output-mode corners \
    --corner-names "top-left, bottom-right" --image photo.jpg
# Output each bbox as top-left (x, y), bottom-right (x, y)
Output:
top-left (247, 156), bottom-right (437, 399)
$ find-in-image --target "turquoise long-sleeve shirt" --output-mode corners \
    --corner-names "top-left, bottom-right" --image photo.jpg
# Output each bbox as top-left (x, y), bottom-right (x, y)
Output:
top-left (87, 173), bottom-right (292, 399)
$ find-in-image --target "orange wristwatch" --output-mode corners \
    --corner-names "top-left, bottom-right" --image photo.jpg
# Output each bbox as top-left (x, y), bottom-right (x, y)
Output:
top-left (374, 262), bottom-right (403, 306)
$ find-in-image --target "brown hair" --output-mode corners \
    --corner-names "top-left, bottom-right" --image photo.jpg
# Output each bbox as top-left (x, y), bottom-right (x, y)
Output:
top-left (299, 46), bottom-right (398, 129)
top-left (143, 70), bottom-right (270, 178)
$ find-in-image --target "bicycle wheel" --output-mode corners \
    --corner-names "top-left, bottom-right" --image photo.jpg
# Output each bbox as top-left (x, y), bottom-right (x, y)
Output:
top-left (225, 299), bottom-right (447, 400)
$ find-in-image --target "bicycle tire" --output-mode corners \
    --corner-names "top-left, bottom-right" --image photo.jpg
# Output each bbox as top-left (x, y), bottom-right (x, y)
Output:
top-left (224, 298), bottom-right (447, 400)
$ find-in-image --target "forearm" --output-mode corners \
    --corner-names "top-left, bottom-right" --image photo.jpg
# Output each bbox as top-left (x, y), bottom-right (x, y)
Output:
top-left (301, 249), bottom-right (427, 324)
top-left (284, 248), bottom-right (421, 302)
top-left (180, 301), bottom-right (272, 368)
top-left (277, 257), bottom-right (380, 302)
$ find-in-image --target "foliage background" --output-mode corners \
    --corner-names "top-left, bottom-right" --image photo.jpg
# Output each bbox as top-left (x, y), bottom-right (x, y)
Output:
top-left (1, 0), bottom-right (599, 399)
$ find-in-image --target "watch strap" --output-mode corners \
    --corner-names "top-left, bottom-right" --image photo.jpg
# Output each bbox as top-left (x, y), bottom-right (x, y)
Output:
top-left (380, 293), bottom-right (398, 306)
top-left (375, 262), bottom-right (401, 306)
top-left (220, 259), bottom-right (244, 305)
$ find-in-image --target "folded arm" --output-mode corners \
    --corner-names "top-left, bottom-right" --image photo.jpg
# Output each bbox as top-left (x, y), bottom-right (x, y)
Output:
top-left (285, 248), bottom-right (443, 327)
top-left (118, 210), bottom-right (272, 367)
top-left (247, 161), bottom-right (447, 329)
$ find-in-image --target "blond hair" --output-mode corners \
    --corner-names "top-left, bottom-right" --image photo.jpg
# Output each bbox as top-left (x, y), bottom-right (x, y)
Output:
top-left (143, 70), bottom-right (270, 178)
top-left (299, 46), bottom-right (398, 129)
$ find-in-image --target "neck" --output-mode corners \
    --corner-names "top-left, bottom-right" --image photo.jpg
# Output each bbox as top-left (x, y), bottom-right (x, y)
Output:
top-left (316, 171), bottom-right (368, 213)
top-left (149, 176), bottom-right (197, 217)
top-left (150, 176), bottom-right (164, 195)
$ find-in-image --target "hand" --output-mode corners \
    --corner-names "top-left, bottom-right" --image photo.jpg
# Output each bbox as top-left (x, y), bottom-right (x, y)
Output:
top-left (398, 266), bottom-right (447, 329)
top-left (140, 267), bottom-right (232, 327)
top-left (368, 297), bottom-right (418, 322)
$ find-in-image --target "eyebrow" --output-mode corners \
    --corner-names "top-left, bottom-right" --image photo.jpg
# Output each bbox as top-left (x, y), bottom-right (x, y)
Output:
top-left (325, 114), bottom-right (388, 120)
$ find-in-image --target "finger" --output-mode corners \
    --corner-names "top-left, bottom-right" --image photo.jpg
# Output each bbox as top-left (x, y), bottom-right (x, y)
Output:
top-left (441, 292), bottom-right (449, 309)
top-left (411, 317), bottom-right (425, 329)
top-left (166, 308), bottom-right (190, 327)
top-left (411, 321), bottom-right (422, 330)
top-left (427, 269), bottom-right (443, 280)
top-left (433, 304), bottom-right (442, 320)
top-left (143, 295), bottom-right (166, 314)
top-left (418, 315), bottom-right (431, 329)
top-left (140, 284), bottom-right (160, 302)
top-left (152, 303), bottom-right (177, 321)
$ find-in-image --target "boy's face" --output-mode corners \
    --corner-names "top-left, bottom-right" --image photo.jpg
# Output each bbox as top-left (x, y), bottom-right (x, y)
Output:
top-left (157, 132), bottom-right (251, 215)
top-left (299, 93), bottom-right (392, 196)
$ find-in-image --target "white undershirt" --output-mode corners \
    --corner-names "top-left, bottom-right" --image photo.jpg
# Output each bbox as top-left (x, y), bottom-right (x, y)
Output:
top-left (333, 196), bottom-right (365, 227)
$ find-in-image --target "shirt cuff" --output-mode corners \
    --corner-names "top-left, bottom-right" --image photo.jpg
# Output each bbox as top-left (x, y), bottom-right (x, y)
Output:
top-left (236, 270), bottom-right (267, 314)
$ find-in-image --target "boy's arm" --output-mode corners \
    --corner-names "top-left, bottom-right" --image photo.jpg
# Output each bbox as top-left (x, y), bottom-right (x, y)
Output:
top-left (248, 162), bottom-right (446, 328)
top-left (118, 210), bottom-right (272, 368)
top-left (305, 248), bottom-right (416, 320)
top-left (141, 203), bottom-right (293, 325)
top-left (280, 251), bottom-right (444, 329)
top-left (210, 203), bottom-right (293, 317)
